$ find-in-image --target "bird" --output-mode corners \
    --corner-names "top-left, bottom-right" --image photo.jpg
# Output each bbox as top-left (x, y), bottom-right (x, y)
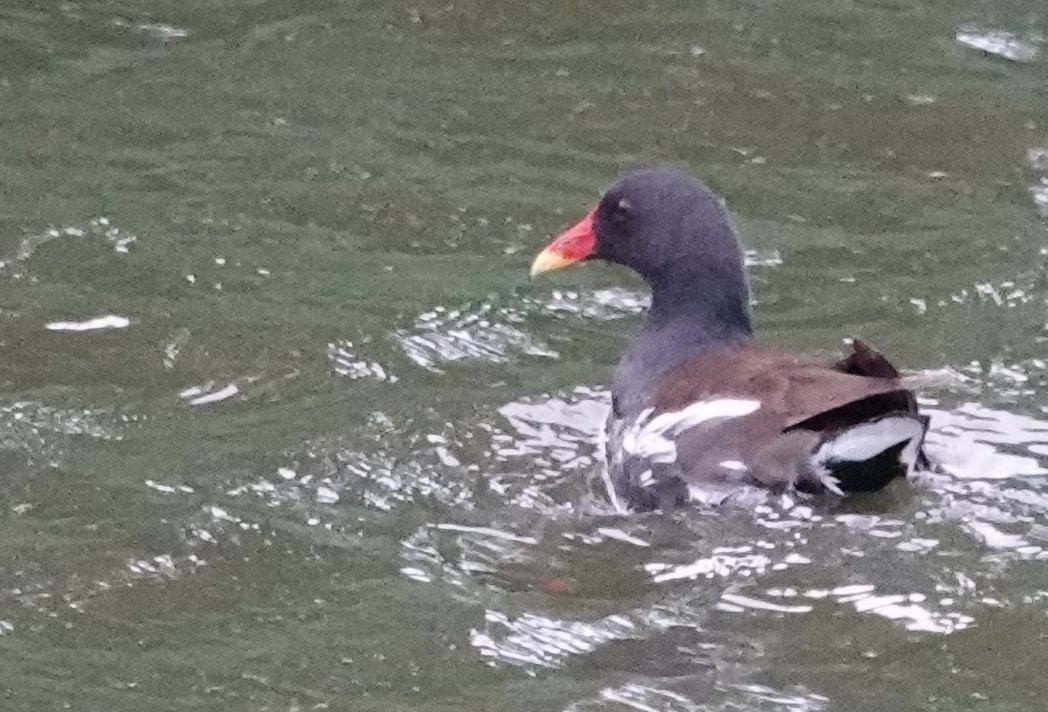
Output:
top-left (530, 167), bottom-right (929, 511)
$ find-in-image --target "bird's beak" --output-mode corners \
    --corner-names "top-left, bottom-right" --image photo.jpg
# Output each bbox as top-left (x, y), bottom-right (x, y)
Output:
top-left (530, 209), bottom-right (597, 277)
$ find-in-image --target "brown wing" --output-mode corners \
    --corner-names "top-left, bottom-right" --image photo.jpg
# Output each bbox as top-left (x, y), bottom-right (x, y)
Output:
top-left (652, 340), bottom-right (916, 436)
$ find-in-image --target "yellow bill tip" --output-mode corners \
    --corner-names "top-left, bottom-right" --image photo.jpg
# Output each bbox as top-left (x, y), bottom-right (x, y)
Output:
top-left (529, 248), bottom-right (578, 278)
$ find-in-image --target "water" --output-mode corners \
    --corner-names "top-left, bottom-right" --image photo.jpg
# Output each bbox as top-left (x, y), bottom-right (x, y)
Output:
top-left (1, 0), bottom-right (1047, 709)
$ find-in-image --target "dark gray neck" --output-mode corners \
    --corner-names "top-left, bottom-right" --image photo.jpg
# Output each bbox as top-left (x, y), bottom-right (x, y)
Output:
top-left (647, 261), bottom-right (753, 334)
top-left (611, 265), bottom-right (754, 417)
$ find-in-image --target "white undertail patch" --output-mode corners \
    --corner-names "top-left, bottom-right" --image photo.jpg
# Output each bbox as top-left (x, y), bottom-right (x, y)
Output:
top-left (816, 471), bottom-right (845, 496)
top-left (813, 415), bottom-right (926, 484)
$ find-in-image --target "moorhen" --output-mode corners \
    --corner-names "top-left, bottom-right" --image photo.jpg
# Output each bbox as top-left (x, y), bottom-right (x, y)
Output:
top-left (531, 167), bottom-right (929, 511)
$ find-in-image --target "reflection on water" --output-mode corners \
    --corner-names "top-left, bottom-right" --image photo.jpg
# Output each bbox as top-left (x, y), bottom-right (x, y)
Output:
top-left (472, 609), bottom-right (644, 668)
top-left (539, 288), bottom-right (649, 321)
top-left (97, 371), bottom-right (1043, 688)
top-left (399, 380), bottom-right (1048, 678)
top-left (111, 18), bottom-right (191, 42)
top-left (1033, 180), bottom-right (1048, 217)
top-left (956, 27), bottom-right (1042, 63)
top-left (63, 354), bottom-right (1040, 700)
top-left (12, 217), bottom-right (136, 268)
top-left (926, 401), bottom-right (1048, 476)
top-left (328, 339), bottom-right (397, 381)
top-left (396, 303), bottom-right (559, 372)
top-left (0, 399), bottom-right (123, 458)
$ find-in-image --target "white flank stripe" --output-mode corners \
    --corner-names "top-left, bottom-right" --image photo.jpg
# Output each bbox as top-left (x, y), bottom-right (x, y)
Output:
top-left (643, 399), bottom-right (761, 436)
top-left (623, 399), bottom-right (760, 464)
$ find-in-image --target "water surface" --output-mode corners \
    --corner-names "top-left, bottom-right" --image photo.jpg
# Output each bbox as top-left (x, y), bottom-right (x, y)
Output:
top-left (1, 0), bottom-right (1047, 710)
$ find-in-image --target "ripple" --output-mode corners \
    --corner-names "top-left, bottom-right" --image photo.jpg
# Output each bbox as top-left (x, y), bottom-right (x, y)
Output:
top-left (3, 217), bottom-right (136, 280)
top-left (491, 386), bottom-right (609, 510)
top-left (530, 250), bottom-right (780, 322)
top-left (496, 386), bottom-right (607, 458)
top-left (1029, 147), bottom-right (1048, 172)
top-left (628, 482), bottom-right (1035, 639)
top-left (941, 280), bottom-right (1033, 309)
top-left (466, 577), bottom-right (723, 671)
top-left (471, 609), bottom-right (640, 668)
top-left (646, 546), bottom-right (777, 583)
top-left (718, 592), bottom-right (812, 614)
top-left (327, 339), bottom-right (397, 381)
top-left (399, 520), bottom-right (538, 593)
top-left (126, 553), bottom-right (206, 580)
top-left (540, 288), bottom-right (649, 320)
top-left (143, 375), bottom-right (1048, 701)
top-left (924, 402), bottom-right (1048, 478)
top-left (569, 681), bottom-right (828, 712)
top-left (111, 18), bottom-right (191, 42)
top-left (0, 400), bottom-right (123, 455)
top-left (765, 586), bottom-right (974, 634)
top-left (744, 248), bottom-right (784, 268)
top-left (1032, 179), bottom-right (1048, 218)
top-left (232, 413), bottom-right (482, 519)
top-left (956, 27), bottom-right (1041, 62)
top-left (395, 303), bottom-right (558, 372)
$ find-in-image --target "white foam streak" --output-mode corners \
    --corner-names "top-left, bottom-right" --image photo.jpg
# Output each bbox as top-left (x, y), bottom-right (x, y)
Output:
top-left (45, 315), bottom-right (130, 332)
top-left (434, 523), bottom-right (538, 545)
top-left (719, 593), bottom-right (812, 614)
top-left (180, 383), bottom-right (239, 406)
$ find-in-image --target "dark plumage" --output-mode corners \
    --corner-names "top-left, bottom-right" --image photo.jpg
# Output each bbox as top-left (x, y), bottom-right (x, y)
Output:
top-left (531, 167), bottom-right (929, 511)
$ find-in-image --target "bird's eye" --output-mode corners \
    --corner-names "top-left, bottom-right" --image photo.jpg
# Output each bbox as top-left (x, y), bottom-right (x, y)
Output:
top-left (611, 197), bottom-right (632, 221)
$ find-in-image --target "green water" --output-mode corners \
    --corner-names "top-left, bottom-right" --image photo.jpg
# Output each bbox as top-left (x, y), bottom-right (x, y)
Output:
top-left (1, 1), bottom-right (1047, 709)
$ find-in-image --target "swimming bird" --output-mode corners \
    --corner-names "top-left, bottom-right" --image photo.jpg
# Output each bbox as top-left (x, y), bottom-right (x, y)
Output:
top-left (531, 167), bottom-right (929, 511)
